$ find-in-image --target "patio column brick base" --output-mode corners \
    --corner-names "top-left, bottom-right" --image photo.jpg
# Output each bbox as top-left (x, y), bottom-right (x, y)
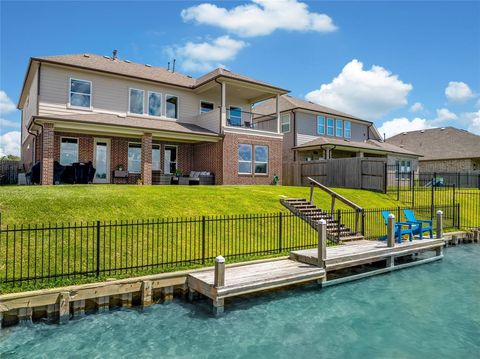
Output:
top-left (41, 122), bottom-right (54, 185)
top-left (141, 132), bottom-right (152, 185)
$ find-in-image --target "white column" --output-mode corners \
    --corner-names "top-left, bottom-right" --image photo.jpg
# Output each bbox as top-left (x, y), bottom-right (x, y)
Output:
top-left (220, 82), bottom-right (227, 130)
top-left (276, 94), bottom-right (281, 133)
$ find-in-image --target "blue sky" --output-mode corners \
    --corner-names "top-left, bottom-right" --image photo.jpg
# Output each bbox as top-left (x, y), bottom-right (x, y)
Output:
top-left (1, 0), bottom-right (479, 156)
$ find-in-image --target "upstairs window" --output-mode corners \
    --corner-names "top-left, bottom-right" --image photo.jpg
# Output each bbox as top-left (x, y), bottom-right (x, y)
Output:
top-left (344, 121), bottom-right (351, 138)
top-left (281, 113), bottom-right (291, 133)
top-left (327, 118), bottom-right (334, 136)
top-left (69, 79), bottom-right (91, 108)
top-left (129, 88), bottom-right (144, 114)
top-left (128, 143), bottom-right (142, 173)
top-left (166, 95), bottom-right (179, 119)
top-left (60, 137), bottom-right (78, 165)
top-left (200, 101), bottom-right (214, 114)
top-left (148, 92), bottom-right (162, 117)
top-left (317, 115), bottom-right (325, 135)
top-left (336, 119), bottom-right (343, 137)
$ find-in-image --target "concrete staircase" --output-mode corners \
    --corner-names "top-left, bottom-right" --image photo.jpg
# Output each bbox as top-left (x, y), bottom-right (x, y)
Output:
top-left (280, 198), bottom-right (364, 242)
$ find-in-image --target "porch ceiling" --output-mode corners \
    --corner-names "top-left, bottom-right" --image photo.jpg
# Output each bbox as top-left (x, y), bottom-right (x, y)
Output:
top-left (30, 114), bottom-right (222, 143)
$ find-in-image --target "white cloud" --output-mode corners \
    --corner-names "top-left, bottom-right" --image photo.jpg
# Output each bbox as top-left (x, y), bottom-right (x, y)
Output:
top-left (0, 131), bottom-right (20, 157)
top-left (433, 108), bottom-right (457, 124)
top-left (445, 81), bottom-right (475, 102)
top-left (305, 59), bottom-right (413, 120)
top-left (181, 0), bottom-right (337, 37)
top-left (409, 102), bottom-right (424, 113)
top-left (379, 117), bottom-right (432, 139)
top-left (475, 98), bottom-right (480, 109)
top-left (167, 35), bottom-right (247, 72)
top-left (459, 110), bottom-right (480, 135)
top-left (0, 91), bottom-right (16, 115)
top-left (0, 118), bottom-right (20, 128)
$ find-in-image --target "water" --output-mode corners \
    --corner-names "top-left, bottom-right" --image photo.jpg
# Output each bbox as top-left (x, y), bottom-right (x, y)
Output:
top-left (1, 246), bottom-right (479, 359)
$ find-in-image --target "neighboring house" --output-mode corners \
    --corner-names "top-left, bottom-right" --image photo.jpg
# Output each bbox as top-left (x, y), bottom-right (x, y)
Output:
top-left (387, 127), bottom-right (480, 172)
top-left (18, 53), bottom-right (287, 185)
top-left (255, 95), bottom-right (420, 183)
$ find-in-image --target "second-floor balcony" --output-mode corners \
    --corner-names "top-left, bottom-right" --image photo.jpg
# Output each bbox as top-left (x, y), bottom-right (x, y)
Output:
top-left (226, 109), bottom-right (278, 133)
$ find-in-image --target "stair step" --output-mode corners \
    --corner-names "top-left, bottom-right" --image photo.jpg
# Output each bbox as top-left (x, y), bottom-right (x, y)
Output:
top-left (292, 204), bottom-right (316, 209)
top-left (284, 198), bottom-right (307, 203)
top-left (339, 235), bottom-right (364, 242)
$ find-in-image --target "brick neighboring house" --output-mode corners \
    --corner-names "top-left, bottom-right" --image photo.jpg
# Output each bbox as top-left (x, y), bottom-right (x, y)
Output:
top-left (255, 95), bottom-right (420, 184)
top-left (18, 53), bottom-right (287, 185)
top-left (387, 127), bottom-right (480, 172)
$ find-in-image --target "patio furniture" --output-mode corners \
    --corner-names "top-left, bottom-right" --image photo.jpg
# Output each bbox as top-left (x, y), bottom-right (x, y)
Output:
top-left (381, 211), bottom-right (414, 243)
top-left (179, 171), bottom-right (215, 185)
top-left (113, 170), bottom-right (129, 184)
top-left (403, 209), bottom-right (433, 239)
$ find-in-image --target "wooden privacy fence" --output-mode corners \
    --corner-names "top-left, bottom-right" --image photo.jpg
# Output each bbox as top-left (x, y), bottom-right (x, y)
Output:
top-left (283, 157), bottom-right (387, 192)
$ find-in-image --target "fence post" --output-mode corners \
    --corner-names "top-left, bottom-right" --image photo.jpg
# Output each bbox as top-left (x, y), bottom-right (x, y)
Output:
top-left (337, 209), bottom-right (341, 242)
top-left (317, 219), bottom-right (327, 268)
top-left (214, 255), bottom-right (225, 287)
top-left (387, 214), bottom-right (395, 247)
top-left (412, 178), bottom-right (415, 207)
top-left (361, 210), bottom-right (366, 236)
top-left (278, 212), bottom-right (283, 253)
top-left (397, 162), bottom-right (400, 201)
top-left (383, 163), bottom-right (387, 194)
top-left (430, 175), bottom-right (435, 220)
top-left (202, 216), bottom-right (206, 264)
top-left (457, 203), bottom-right (461, 229)
top-left (436, 210), bottom-right (443, 239)
top-left (96, 220), bottom-right (100, 278)
top-left (309, 182), bottom-right (314, 204)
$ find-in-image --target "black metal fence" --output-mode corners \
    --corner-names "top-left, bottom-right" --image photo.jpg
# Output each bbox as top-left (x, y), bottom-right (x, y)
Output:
top-left (0, 213), bottom-right (321, 286)
top-left (0, 160), bottom-right (20, 185)
top-left (0, 204), bottom-right (468, 288)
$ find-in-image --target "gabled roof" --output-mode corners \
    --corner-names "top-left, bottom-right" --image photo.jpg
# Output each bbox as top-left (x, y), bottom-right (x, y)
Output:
top-left (29, 54), bottom-right (288, 91)
top-left (294, 137), bottom-right (420, 157)
top-left (254, 95), bottom-right (369, 123)
top-left (386, 127), bottom-right (480, 161)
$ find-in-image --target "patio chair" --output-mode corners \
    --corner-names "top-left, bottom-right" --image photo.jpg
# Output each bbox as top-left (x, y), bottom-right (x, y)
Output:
top-left (403, 209), bottom-right (433, 239)
top-left (381, 211), bottom-right (414, 243)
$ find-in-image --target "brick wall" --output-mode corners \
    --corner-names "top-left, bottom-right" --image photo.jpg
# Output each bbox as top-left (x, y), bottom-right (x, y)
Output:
top-left (41, 123), bottom-right (54, 185)
top-left (141, 133), bottom-right (152, 185)
top-left (192, 141), bottom-right (224, 184)
top-left (221, 133), bottom-right (282, 185)
top-left (419, 159), bottom-right (477, 172)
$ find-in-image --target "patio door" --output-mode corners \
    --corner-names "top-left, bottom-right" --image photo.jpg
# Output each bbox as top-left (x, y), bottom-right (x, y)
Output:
top-left (164, 145), bottom-right (177, 174)
top-left (93, 138), bottom-right (110, 183)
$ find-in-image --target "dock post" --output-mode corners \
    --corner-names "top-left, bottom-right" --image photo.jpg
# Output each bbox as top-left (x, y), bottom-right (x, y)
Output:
top-left (163, 286), bottom-right (174, 303)
top-left (436, 210), bottom-right (443, 239)
top-left (72, 300), bottom-right (85, 318)
top-left (213, 256), bottom-right (225, 315)
top-left (141, 280), bottom-right (153, 307)
top-left (387, 214), bottom-right (395, 247)
top-left (317, 220), bottom-right (327, 268)
top-left (59, 291), bottom-right (70, 324)
top-left (17, 307), bottom-right (32, 325)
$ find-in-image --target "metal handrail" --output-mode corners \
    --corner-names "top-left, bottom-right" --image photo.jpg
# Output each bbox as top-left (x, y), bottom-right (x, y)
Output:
top-left (307, 177), bottom-right (364, 234)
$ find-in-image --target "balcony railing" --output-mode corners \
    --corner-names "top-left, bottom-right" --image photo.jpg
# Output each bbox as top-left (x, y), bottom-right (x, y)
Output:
top-left (226, 109), bottom-right (278, 133)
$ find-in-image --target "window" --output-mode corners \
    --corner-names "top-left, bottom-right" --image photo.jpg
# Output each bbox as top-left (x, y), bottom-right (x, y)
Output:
top-left (281, 113), bottom-right (291, 133)
top-left (164, 145), bottom-right (177, 174)
top-left (395, 159), bottom-right (412, 179)
top-left (200, 101), bottom-right (214, 114)
top-left (336, 119), bottom-right (343, 137)
top-left (254, 145), bottom-right (268, 174)
top-left (148, 92), bottom-right (161, 116)
top-left (238, 144), bottom-right (252, 174)
top-left (69, 79), bottom-right (91, 108)
top-left (327, 118), bottom-right (334, 136)
top-left (166, 95), bottom-right (178, 119)
top-left (128, 143), bottom-right (142, 173)
top-left (152, 144), bottom-right (160, 171)
top-left (229, 106), bottom-right (242, 126)
top-left (344, 121), bottom-right (351, 138)
top-left (60, 137), bottom-right (78, 165)
top-left (317, 115), bottom-right (325, 135)
top-left (129, 88), bottom-right (144, 114)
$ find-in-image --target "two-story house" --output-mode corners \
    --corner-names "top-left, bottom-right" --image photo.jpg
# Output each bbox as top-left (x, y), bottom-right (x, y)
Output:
top-left (18, 53), bottom-right (287, 185)
top-left (255, 95), bottom-right (420, 184)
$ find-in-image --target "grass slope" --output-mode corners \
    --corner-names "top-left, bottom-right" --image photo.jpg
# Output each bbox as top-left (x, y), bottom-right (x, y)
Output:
top-left (0, 185), bottom-right (401, 225)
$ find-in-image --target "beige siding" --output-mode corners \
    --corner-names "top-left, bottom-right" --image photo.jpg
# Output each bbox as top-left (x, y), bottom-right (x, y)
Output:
top-left (196, 108), bottom-right (221, 133)
top-left (22, 69), bottom-right (39, 143)
top-left (38, 64), bottom-right (250, 131)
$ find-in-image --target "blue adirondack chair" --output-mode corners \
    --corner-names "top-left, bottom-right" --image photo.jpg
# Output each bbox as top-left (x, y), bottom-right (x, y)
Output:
top-left (403, 209), bottom-right (433, 239)
top-left (381, 211), bottom-right (414, 243)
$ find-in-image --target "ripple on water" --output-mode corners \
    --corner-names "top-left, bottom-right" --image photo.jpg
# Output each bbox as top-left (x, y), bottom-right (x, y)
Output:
top-left (1, 245), bottom-right (479, 359)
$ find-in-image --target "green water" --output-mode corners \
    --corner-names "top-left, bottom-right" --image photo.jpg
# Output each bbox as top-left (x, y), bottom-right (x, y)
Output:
top-left (1, 245), bottom-right (479, 358)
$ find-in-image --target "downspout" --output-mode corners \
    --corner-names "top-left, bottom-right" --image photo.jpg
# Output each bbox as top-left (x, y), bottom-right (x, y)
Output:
top-left (292, 111), bottom-right (297, 161)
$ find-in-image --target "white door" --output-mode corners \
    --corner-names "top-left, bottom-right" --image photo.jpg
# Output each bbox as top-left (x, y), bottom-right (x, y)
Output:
top-left (93, 138), bottom-right (110, 183)
top-left (164, 145), bottom-right (177, 174)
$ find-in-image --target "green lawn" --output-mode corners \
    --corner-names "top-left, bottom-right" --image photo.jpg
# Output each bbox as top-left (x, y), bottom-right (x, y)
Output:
top-left (0, 185), bottom-right (401, 226)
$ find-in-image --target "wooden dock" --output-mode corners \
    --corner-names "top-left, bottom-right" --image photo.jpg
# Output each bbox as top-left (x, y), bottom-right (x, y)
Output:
top-left (188, 259), bottom-right (326, 314)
